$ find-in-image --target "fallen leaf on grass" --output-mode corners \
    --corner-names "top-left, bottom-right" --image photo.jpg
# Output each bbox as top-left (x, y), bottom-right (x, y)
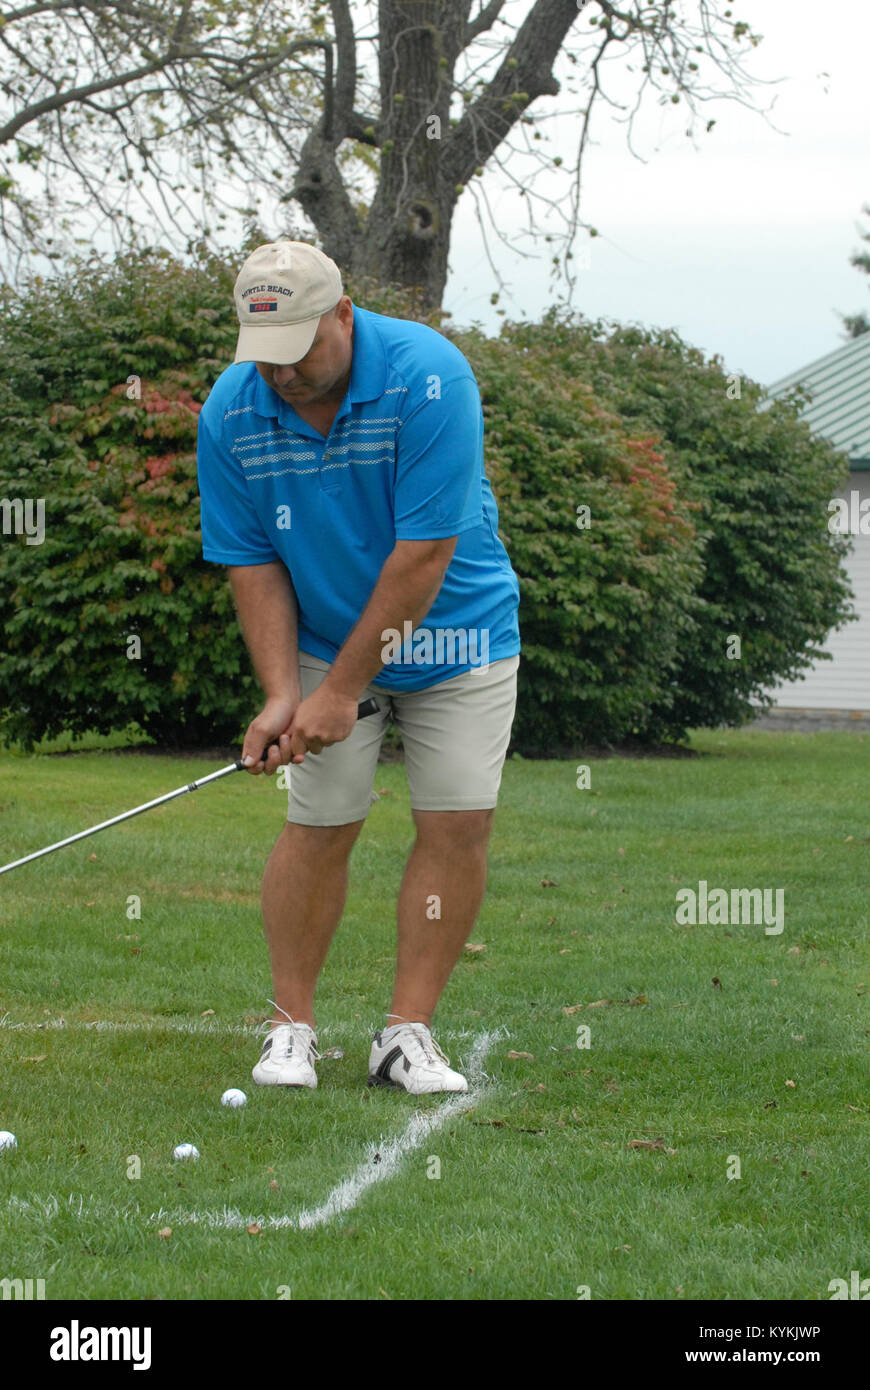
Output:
top-left (558, 948), bottom-right (572, 955)
top-left (378, 1287), bottom-right (392, 1300)
top-left (785, 1079), bottom-right (796, 1088)
top-left (788, 946), bottom-right (801, 956)
top-left (200, 1009), bottom-right (215, 1018)
top-left (88, 853), bottom-right (97, 861)
top-left (463, 942), bottom-right (486, 954)
top-left (628, 1138), bottom-right (676, 1154)
top-left (562, 1004), bottom-right (584, 1016)
top-left (588, 994), bottom-right (647, 1008)
top-left (507, 1050), bottom-right (534, 1060)
top-left (21, 1054), bottom-right (47, 1063)
top-left (246, 1223), bottom-right (262, 1236)
top-left (321, 1046), bottom-right (344, 1059)
top-left (541, 878), bottom-right (558, 888)
top-left (712, 977), bottom-right (722, 990)
top-left (157, 1227), bottom-right (172, 1240)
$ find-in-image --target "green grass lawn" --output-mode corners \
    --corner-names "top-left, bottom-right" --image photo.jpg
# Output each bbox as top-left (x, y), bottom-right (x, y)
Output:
top-left (0, 729), bottom-right (867, 1300)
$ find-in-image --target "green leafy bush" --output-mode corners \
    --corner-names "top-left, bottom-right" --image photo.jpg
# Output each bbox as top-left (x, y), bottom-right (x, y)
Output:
top-left (504, 313), bottom-right (854, 736)
top-left (0, 248), bottom-right (258, 747)
top-left (451, 319), bottom-right (703, 752)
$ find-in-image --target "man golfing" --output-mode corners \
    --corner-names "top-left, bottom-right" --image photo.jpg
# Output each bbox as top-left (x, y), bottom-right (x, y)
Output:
top-left (196, 241), bottom-right (520, 1095)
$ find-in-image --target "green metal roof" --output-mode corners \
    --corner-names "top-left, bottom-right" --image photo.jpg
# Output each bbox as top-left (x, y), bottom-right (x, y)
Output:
top-left (764, 330), bottom-right (870, 469)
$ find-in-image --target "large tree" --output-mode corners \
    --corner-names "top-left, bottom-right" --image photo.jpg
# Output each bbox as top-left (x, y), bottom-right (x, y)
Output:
top-left (0, 1), bottom-right (768, 302)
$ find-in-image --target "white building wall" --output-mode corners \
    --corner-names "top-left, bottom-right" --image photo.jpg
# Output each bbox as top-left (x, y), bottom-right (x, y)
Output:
top-left (765, 470), bottom-right (870, 711)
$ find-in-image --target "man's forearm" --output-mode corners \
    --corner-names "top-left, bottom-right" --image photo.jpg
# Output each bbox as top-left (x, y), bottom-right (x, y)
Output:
top-left (228, 561), bottom-right (302, 700)
top-left (323, 546), bottom-right (450, 701)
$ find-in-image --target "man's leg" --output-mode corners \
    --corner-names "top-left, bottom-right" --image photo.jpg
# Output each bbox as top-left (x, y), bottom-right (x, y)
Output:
top-left (388, 807), bottom-right (495, 1028)
top-left (261, 818), bottom-right (364, 1029)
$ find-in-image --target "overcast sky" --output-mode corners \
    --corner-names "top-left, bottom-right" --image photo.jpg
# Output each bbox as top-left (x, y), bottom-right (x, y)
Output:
top-left (443, 0), bottom-right (870, 389)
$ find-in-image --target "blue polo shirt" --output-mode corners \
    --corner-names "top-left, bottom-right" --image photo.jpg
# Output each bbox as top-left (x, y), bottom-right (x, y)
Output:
top-left (196, 304), bottom-right (520, 690)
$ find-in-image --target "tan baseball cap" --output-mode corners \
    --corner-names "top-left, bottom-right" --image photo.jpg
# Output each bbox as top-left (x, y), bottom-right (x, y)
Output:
top-left (233, 241), bottom-right (343, 365)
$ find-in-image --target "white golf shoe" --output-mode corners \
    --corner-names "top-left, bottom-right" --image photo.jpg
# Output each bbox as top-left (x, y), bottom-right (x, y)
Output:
top-left (367, 1022), bottom-right (468, 1095)
top-left (252, 1019), bottom-right (319, 1088)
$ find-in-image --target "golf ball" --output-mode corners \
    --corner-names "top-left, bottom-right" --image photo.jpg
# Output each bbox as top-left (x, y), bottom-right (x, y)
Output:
top-left (0, 1131), bottom-right (17, 1151)
top-left (173, 1143), bottom-right (200, 1161)
top-left (221, 1088), bottom-right (247, 1108)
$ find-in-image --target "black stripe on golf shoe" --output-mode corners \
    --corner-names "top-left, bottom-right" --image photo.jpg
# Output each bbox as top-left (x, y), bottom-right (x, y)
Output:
top-left (367, 1044), bottom-right (404, 1088)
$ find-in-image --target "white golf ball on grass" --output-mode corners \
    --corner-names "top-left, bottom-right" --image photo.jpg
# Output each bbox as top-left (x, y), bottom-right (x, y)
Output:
top-left (221, 1088), bottom-right (247, 1108)
top-left (0, 1131), bottom-right (17, 1151)
top-left (173, 1142), bottom-right (200, 1161)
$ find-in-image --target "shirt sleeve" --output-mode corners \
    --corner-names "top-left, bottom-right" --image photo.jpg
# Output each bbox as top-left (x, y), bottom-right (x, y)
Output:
top-left (393, 375), bottom-right (484, 540)
top-left (196, 409), bottom-right (281, 565)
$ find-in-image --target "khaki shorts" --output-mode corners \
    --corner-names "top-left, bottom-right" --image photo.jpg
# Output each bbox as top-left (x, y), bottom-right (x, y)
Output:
top-left (286, 653), bottom-right (520, 825)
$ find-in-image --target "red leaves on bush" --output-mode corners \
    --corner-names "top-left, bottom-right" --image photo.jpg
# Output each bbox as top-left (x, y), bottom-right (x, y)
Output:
top-left (143, 455), bottom-right (175, 480)
top-left (141, 387), bottom-right (201, 418)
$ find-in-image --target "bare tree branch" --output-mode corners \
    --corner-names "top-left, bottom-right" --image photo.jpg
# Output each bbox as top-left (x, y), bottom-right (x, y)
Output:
top-left (466, 0), bottom-right (505, 43)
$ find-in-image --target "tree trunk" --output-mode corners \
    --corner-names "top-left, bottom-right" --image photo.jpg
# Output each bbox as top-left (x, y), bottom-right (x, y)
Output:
top-left (355, 1), bottom-right (467, 309)
top-left (292, 0), bottom-right (585, 310)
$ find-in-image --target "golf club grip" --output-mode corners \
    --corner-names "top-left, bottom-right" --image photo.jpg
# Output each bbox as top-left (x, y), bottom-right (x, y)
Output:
top-left (258, 696), bottom-right (380, 762)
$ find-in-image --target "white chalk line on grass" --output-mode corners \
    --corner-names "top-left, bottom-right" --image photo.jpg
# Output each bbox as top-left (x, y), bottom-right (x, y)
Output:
top-left (4, 1029), bottom-right (504, 1234)
top-left (0, 1012), bottom-right (262, 1039)
top-left (297, 1028), bottom-right (499, 1230)
top-left (0, 1013), bottom-right (489, 1045)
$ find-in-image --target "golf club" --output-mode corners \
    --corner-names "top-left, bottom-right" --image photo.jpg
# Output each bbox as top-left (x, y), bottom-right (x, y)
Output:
top-left (0, 697), bottom-right (380, 877)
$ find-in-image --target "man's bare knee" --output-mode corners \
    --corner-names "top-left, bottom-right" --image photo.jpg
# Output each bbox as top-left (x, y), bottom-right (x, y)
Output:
top-left (282, 819), bottom-right (365, 859)
top-left (412, 808), bottom-right (494, 852)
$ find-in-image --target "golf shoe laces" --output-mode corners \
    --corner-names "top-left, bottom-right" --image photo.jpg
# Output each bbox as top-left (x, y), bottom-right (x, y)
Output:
top-left (386, 1016), bottom-right (452, 1069)
top-left (261, 999), bottom-right (321, 1062)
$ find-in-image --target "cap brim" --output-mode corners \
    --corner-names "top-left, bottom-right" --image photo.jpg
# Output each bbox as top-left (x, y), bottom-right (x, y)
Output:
top-left (234, 316), bottom-right (319, 365)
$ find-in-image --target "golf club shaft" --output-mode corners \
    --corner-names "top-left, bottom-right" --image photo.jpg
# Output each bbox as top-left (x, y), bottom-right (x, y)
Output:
top-left (0, 697), bottom-right (381, 877)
